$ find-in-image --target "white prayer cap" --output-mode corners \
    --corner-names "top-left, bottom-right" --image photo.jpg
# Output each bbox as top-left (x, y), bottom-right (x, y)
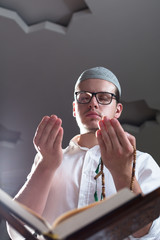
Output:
top-left (75, 66), bottom-right (121, 96)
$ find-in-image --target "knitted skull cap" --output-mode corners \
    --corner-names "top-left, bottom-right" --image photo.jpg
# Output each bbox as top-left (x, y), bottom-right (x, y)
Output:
top-left (75, 66), bottom-right (121, 96)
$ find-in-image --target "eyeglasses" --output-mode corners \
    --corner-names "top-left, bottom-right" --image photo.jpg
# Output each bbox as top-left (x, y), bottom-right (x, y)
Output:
top-left (75, 91), bottom-right (118, 105)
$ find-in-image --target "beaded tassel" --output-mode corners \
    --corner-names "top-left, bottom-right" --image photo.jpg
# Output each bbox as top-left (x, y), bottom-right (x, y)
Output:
top-left (94, 158), bottom-right (105, 201)
top-left (130, 145), bottom-right (137, 191)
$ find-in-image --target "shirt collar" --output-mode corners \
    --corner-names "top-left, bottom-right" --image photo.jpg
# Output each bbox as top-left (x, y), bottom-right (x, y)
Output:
top-left (69, 135), bottom-right (99, 151)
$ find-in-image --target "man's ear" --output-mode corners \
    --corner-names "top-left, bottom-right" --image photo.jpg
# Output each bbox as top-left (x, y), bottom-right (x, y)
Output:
top-left (73, 101), bottom-right (76, 117)
top-left (115, 103), bottom-right (123, 119)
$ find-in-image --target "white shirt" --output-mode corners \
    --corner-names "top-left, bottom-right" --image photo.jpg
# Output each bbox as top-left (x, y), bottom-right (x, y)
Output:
top-left (8, 138), bottom-right (160, 239)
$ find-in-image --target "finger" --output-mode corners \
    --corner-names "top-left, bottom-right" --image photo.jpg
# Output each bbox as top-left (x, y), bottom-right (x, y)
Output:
top-left (125, 132), bottom-right (136, 149)
top-left (53, 127), bottom-right (64, 150)
top-left (38, 115), bottom-right (58, 146)
top-left (46, 118), bottom-right (62, 147)
top-left (33, 116), bottom-right (50, 147)
top-left (98, 119), bottom-right (111, 149)
top-left (96, 129), bottom-right (107, 156)
top-left (102, 117), bottom-right (120, 151)
top-left (110, 118), bottom-right (131, 148)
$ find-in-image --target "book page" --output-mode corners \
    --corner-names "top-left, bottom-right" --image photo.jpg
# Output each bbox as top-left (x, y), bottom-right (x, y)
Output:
top-left (52, 199), bottom-right (104, 228)
top-left (53, 188), bottom-right (136, 239)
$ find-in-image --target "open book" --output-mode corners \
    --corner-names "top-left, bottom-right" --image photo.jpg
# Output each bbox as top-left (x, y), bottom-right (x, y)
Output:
top-left (0, 187), bottom-right (160, 240)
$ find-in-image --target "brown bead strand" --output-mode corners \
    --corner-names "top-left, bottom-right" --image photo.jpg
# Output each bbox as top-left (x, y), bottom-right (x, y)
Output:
top-left (101, 161), bottom-right (106, 200)
top-left (130, 145), bottom-right (137, 191)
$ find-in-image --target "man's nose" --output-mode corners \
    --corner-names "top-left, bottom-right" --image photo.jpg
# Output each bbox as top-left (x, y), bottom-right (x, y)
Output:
top-left (88, 96), bottom-right (98, 108)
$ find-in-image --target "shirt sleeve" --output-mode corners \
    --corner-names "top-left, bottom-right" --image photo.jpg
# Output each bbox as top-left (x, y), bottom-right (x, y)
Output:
top-left (6, 224), bottom-right (25, 240)
top-left (136, 151), bottom-right (160, 194)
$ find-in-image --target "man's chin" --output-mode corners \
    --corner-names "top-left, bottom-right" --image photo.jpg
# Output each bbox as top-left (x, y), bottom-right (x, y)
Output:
top-left (78, 120), bottom-right (99, 133)
top-left (85, 126), bottom-right (99, 133)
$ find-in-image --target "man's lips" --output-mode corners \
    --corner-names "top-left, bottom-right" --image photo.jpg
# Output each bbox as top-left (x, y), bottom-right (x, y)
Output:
top-left (85, 111), bottom-right (102, 118)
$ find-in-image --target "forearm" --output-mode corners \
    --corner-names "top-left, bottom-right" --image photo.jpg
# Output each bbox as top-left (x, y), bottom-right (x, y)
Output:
top-left (15, 159), bottom-right (56, 216)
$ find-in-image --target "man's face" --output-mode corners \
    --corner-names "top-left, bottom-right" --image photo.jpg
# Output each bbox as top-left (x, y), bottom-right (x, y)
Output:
top-left (73, 78), bottom-right (123, 134)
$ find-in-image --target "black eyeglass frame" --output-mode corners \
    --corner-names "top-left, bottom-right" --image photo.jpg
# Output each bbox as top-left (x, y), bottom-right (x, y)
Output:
top-left (75, 91), bottom-right (118, 105)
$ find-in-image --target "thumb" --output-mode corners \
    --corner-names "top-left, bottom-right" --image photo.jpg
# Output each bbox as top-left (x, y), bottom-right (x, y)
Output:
top-left (125, 132), bottom-right (136, 148)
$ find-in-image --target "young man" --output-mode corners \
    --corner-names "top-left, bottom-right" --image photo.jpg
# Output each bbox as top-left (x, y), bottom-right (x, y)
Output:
top-left (8, 67), bottom-right (160, 239)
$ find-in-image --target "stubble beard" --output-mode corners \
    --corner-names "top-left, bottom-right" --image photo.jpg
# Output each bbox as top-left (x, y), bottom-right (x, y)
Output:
top-left (76, 113), bottom-right (101, 134)
top-left (80, 120), bottom-right (99, 134)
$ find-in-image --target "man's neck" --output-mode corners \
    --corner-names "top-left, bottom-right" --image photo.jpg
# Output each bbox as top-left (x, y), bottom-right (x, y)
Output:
top-left (77, 132), bottom-right (98, 149)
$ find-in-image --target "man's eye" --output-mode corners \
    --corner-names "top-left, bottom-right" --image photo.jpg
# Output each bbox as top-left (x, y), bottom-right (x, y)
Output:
top-left (81, 95), bottom-right (90, 101)
top-left (98, 94), bottom-right (111, 103)
top-left (98, 95), bottom-right (109, 101)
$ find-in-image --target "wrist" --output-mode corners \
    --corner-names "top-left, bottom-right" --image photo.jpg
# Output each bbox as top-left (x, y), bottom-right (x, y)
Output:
top-left (112, 173), bottom-right (132, 190)
top-left (112, 173), bottom-right (142, 194)
top-left (37, 157), bottom-right (59, 175)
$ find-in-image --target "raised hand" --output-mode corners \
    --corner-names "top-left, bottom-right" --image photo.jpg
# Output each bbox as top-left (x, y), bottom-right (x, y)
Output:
top-left (33, 115), bottom-right (64, 170)
top-left (96, 116), bottom-right (136, 189)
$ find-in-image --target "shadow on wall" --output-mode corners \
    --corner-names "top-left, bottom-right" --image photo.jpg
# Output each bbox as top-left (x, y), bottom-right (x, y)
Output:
top-left (120, 100), bottom-right (160, 165)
